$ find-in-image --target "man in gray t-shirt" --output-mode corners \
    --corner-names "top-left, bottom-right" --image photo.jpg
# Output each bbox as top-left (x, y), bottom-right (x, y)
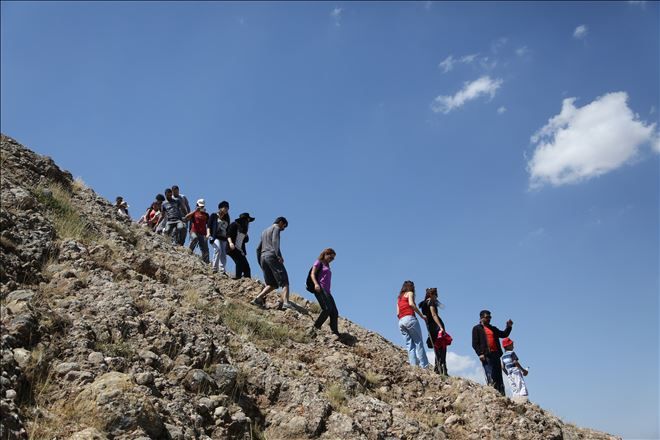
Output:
top-left (161, 188), bottom-right (186, 245)
top-left (251, 217), bottom-right (291, 310)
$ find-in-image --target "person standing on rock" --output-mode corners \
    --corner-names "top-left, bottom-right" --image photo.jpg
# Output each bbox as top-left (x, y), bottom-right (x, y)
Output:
top-left (208, 201), bottom-right (230, 274)
top-left (472, 310), bottom-right (513, 395)
top-left (309, 248), bottom-right (340, 339)
top-left (227, 212), bottom-right (255, 280)
top-left (172, 185), bottom-right (191, 244)
top-left (419, 287), bottom-right (448, 375)
top-left (185, 199), bottom-right (210, 263)
top-left (397, 280), bottom-right (429, 368)
top-left (251, 217), bottom-right (292, 310)
top-left (161, 188), bottom-right (186, 245)
top-left (501, 337), bottom-right (529, 403)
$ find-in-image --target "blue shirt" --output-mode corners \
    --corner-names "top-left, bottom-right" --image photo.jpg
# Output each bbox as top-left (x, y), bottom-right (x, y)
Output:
top-left (501, 350), bottom-right (519, 373)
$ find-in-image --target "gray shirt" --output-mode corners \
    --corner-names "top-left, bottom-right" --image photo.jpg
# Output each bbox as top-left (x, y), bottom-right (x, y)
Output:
top-left (260, 224), bottom-right (282, 258)
top-left (162, 199), bottom-right (184, 222)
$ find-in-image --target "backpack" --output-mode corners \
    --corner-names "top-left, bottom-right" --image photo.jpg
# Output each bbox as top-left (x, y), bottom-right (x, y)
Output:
top-left (305, 262), bottom-right (323, 293)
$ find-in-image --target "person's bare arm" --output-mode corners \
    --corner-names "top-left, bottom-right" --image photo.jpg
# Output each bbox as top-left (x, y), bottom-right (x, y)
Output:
top-left (407, 292), bottom-right (427, 322)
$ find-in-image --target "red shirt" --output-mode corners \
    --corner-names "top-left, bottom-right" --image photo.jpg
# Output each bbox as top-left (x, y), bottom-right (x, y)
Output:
top-left (397, 294), bottom-right (414, 319)
top-left (191, 210), bottom-right (209, 235)
top-left (483, 326), bottom-right (498, 352)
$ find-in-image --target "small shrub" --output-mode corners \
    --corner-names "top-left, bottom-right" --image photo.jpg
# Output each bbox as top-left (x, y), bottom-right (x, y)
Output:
top-left (308, 302), bottom-right (322, 314)
top-left (325, 383), bottom-right (346, 408)
top-left (32, 183), bottom-right (93, 243)
top-left (95, 341), bottom-right (135, 360)
top-left (361, 371), bottom-right (382, 389)
top-left (72, 177), bottom-right (88, 193)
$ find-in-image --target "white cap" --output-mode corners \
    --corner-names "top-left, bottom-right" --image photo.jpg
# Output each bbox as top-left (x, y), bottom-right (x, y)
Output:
top-left (196, 199), bottom-right (205, 208)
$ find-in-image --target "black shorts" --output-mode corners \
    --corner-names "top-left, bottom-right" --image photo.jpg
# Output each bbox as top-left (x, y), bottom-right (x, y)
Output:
top-left (261, 253), bottom-right (289, 288)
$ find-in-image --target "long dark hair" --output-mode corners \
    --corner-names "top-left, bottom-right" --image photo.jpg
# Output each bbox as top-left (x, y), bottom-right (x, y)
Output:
top-left (399, 280), bottom-right (415, 297)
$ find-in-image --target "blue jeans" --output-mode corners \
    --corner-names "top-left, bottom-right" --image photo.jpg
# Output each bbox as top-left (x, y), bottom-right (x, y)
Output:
top-left (399, 315), bottom-right (429, 368)
top-left (482, 352), bottom-right (505, 395)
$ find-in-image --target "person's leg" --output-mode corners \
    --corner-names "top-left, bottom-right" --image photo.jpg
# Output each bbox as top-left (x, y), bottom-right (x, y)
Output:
top-left (189, 232), bottom-right (199, 252)
top-left (218, 240), bottom-right (227, 273)
top-left (399, 317), bottom-right (417, 366)
top-left (325, 291), bottom-right (340, 335)
top-left (409, 318), bottom-right (429, 368)
top-left (211, 239), bottom-right (221, 272)
top-left (313, 290), bottom-right (330, 328)
top-left (482, 355), bottom-right (495, 387)
top-left (280, 285), bottom-right (289, 305)
top-left (433, 346), bottom-right (442, 374)
top-left (439, 346), bottom-right (448, 376)
top-left (199, 236), bottom-right (209, 263)
top-left (488, 353), bottom-right (506, 395)
top-left (242, 256), bottom-right (251, 278)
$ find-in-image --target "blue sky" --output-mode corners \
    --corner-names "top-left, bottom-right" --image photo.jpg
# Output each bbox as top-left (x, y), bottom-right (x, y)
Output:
top-left (1, 2), bottom-right (658, 438)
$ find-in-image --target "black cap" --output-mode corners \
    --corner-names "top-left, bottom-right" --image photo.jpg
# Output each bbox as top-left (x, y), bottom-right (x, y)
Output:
top-left (239, 213), bottom-right (255, 222)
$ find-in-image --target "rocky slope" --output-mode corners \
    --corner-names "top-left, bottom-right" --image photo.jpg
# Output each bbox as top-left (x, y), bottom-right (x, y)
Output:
top-left (0, 134), bottom-right (619, 440)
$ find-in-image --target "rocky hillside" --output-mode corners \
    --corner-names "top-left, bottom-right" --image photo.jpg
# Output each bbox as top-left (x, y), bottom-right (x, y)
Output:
top-left (0, 134), bottom-right (619, 440)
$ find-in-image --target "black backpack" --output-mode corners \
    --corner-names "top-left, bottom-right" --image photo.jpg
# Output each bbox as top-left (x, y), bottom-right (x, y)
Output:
top-left (305, 263), bottom-right (323, 293)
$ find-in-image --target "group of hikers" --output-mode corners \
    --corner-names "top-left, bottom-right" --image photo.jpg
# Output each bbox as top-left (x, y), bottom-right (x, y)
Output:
top-left (397, 282), bottom-right (529, 400)
top-left (118, 188), bottom-right (529, 401)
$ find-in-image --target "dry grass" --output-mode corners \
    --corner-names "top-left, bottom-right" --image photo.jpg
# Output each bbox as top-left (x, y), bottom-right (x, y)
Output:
top-left (217, 302), bottom-right (309, 346)
top-left (95, 341), bottom-right (136, 360)
top-left (308, 301), bottom-right (322, 314)
top-left (32, 183), bottom-right (94, 243)
top-left (361, 370), bottom-right (382, 389)
top-left (325, 383), bottom-right (347, 409)
top-left (72, 176), bottom-right (88, 192)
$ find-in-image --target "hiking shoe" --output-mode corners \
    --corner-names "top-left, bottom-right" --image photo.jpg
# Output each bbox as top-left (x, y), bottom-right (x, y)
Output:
top-left (282, 302), bottom-right (295, 311)
top-left (250, 298), bottom-right (265, 309)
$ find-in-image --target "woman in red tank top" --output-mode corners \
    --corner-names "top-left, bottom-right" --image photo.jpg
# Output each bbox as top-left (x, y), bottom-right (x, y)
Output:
top-left (396, 280), bottom-right (429, 368)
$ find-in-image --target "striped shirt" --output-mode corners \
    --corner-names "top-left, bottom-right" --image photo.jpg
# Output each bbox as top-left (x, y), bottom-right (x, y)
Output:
top-left (501, 350), bottom-right (519, 373)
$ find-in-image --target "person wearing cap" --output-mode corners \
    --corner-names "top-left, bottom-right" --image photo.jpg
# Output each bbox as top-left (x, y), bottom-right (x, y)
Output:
top-left (184, 199), bottom-right (210, 263)
top-left (501, 337), bottom-right (529, 402)
top-left (208, 201), bottom-right (230, 274)
top-left (419, 287), bottom-right (449, 375)
top-left (251, 217), bottom-right (291, 310)
top-left (227, 212), bottom-right (255, 280)
top-left (472, 310), bottom-right (513, 395)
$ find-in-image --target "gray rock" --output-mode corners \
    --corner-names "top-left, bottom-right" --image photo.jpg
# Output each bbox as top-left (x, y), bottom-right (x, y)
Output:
top-left (183, 369), bottom-right (216, 394)
top-left (88, 352), bottom-right (105, 364)
top-left (211, 364), bottom-right (238, 395)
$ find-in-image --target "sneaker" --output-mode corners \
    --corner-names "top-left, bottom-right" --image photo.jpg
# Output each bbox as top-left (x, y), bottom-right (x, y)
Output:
top-left (282, 302), bottom-right (295, 311)
top-left (250, 298), bottom-right (265, 309)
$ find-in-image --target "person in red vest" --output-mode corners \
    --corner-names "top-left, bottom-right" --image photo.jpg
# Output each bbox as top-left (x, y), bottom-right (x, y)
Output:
top-left (471, 310), bottom-right (513, 395)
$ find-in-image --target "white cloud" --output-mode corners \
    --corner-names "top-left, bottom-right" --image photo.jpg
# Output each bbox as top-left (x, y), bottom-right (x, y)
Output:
top-left (446, 351), bottom-right (485, 383)
top-left (527, 92), bottom-right (658, 188)
top-left (431, 76), bottom-right (503, 114)
top-left (330, 7), bottom-right (342, 26)
top-left (516, 46), bottom-right (529, 57)
top-left (497, 106), bottom-right (507, 114)
top-left (438, 55), bottom-right (456, 73)
top-left (573, 25), bottom-right (588, 39)
top-left (438, 53), bottom-right (479, 74)
top-left (491, 37), bottom-right (508, 53)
